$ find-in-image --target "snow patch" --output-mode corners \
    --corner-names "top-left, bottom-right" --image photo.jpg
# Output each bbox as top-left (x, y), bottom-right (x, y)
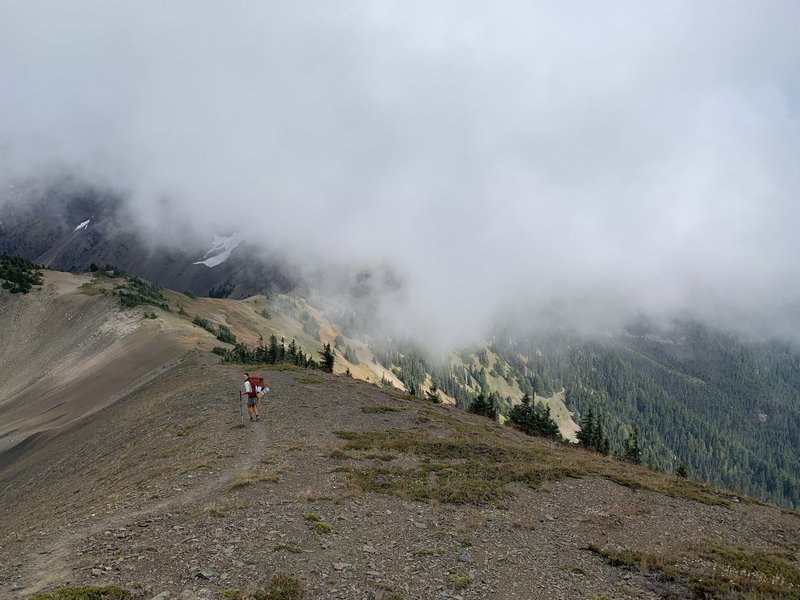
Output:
top-left (74, 219), bottom-right (91, 231)
top-left (193, 233), bottom-right (244, 268)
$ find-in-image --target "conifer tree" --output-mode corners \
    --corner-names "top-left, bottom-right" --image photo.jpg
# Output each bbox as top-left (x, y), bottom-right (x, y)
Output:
top-left (576, 407), bottom-right (595, 448)
top-left (469, 393), bottom-right (497, 420)
top-left (425, 383), bottom-right (442, 404)
top-left (267, 335), bottom-right (279, 364)
top-left (319, 343), bottom-right (335, 373)
top-left (624, 429), bottom-right (641, 464)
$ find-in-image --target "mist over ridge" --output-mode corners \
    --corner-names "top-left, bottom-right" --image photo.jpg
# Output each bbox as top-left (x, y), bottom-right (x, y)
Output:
top-left (2, 1), bottom-right (800, 348)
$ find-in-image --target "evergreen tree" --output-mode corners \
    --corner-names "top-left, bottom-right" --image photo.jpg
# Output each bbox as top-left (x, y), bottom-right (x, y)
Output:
top-left (675, 462), bottom-right (688, 478)
top-left (425, 383), bottom-right (442, 404)
top-left (468, 393), bottom-right (497, 420)
top-left (319, 343), bottom-right (335, 373)
top-left (576, 407), bottom-right (595, 448)
top-left (508, 394), bottom-right (561, 440)
top-left (267, 335), bottom-right (279, 364)
top-left (624, 429), bottom-right (641, 464)
top-left (0, 256), bottom-right (44, 294)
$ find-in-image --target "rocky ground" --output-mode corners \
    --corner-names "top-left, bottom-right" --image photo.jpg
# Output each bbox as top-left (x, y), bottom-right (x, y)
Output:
top-left (1, 356), bottom-right (799, 600)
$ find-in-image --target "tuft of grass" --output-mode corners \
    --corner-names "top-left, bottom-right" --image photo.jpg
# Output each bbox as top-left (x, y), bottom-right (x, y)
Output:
top-left (362, 405), bottom-right (403, 414)
top-left (303, 513), bottom-right (321, 522)
top-left (230, 471), bottom-right (268, 490)
top-left (178, 462), bottom-right (213, 475)
top-left (313, 522), bottom-right (334, 534)
top-left (265, 574), bottom-right (304, 600)
top-left (446, 574), bottom-right (472, 590)
top-left (413, 547), bottom-right (446, 556)
top-left (274, 544), bottom-right (304, 554)
top-left (30, 586), bottom-right (131, 599)
top-left (298, 376), bottom-right (323, 384)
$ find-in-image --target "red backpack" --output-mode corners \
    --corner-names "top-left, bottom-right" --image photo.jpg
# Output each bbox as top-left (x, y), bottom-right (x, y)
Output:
top-left (248, 375), bottom-right (265, 398)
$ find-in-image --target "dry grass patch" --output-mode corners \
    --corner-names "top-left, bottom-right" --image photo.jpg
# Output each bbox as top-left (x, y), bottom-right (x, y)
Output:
top-left (220, 574), bottom-right (304, 599)
top-left (178, 461), bottom-right (213, 475)
top-left (362, 405), bottom-right (404, 414)
top-left (30, 585), bottom-right (131, 599)
top-left (413, 547), bottom-right (446, 556)
top-left (446, 574), bottom-right (472, 590)
top-left (333, 429), bottom-right (581, 506)
top-left (332, 416), bottom-right (738, 508)
top-left (589, 540), bottom-right (800, 599)
top-left (274, 544), bottom-right (304, 554)
top-left (229, 467), bottom-right (285, 490)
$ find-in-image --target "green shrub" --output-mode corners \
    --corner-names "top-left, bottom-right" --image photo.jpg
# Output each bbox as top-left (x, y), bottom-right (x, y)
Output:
top-left (29, 585), bottom-right (130, 599)
top-left (0, 255), bottom-right (43, 294)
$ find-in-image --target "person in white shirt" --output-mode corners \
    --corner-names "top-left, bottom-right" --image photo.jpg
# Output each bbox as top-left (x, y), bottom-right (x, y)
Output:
top-left (240, 372), bottom-right (261, 422)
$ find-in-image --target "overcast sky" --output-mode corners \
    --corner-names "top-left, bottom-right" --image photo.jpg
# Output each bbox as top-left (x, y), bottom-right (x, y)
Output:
top-left (2, 1), bottom-right (799, 344)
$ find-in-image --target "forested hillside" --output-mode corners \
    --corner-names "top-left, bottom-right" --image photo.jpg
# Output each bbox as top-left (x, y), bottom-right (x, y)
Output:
top-left (370, 319), bottom-right (800, 508)
top-left (491, 320), bottom-right (800, 508)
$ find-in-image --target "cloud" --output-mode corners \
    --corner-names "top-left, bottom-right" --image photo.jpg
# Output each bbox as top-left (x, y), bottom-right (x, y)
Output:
top-left (2, 1), bottom-right (799, 344)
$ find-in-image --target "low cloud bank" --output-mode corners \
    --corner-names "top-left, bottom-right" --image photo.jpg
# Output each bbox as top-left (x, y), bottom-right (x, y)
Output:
top-left (2, 1), bottom-right (799, 346)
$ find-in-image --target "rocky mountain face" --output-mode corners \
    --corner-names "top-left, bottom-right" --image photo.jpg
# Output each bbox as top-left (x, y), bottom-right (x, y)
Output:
top-left (0, 185), bottom-right (292, 298)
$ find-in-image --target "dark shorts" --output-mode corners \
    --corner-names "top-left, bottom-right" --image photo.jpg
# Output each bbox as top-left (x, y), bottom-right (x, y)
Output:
top-left (247, 397), bottom-right (258, 407)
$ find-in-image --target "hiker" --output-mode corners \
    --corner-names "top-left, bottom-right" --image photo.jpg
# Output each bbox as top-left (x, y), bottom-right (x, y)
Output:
top-left (240, 372), bottom-right (261, 422)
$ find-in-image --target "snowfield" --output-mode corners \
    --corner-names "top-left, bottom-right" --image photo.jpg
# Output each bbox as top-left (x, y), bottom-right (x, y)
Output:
top-left (193, 233), bottom-right (244, 267)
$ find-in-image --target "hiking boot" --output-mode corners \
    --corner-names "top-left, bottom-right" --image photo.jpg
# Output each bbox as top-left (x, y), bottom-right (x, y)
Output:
top-left (249, 416), bottom-right (254, 422)
top-left (255, 415), bottom-right (260, 422)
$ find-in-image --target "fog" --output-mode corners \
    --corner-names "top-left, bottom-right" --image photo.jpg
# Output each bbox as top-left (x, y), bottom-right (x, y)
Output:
top-left (2, 1), bottom-right (799, 346)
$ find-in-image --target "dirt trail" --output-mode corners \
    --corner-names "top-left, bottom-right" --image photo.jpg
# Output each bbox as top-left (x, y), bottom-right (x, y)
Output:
top-left (14, 398), bottom-right (272, 597)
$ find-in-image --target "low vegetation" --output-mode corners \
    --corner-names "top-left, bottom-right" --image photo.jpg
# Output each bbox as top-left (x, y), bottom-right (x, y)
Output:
top-left (220, 574), bottom-right (304, 599)
top-left (29, 585), bottom-right (131, 599)
top-left (213, 335), bottom-right (318, 369)
top-left (0, 254), bottom-right (43, 294)
top-left (589, 540), bottom-right (800, 599)
top-left (332, 411), bottom-right (737, 508)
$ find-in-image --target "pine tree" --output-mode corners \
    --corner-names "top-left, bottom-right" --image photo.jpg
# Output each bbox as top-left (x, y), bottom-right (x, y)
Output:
top-left (319, 343), bottom-right (335, 373)
top-left (624, 429), bottom-right (641, 464)
top-left (576, 407), bottom-right (595, 448)
top-left (425, 383), bottom-right (442, 404)
top-left (469, 393), bottom-right (497, 420)
top-left (267, 335), bottom-right (279, 364)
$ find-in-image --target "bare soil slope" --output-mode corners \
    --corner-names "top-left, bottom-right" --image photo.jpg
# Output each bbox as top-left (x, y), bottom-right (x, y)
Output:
top-left (0, 272), bottom-right (186, 454)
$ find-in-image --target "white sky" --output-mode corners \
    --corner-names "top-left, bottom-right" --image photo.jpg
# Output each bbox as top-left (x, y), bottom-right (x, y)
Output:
top-left (2, 1), bottom-right (799, 343)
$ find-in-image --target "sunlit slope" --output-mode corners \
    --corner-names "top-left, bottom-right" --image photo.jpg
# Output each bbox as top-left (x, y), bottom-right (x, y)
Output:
top-left (0, 271), bottom-right (187, 453)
